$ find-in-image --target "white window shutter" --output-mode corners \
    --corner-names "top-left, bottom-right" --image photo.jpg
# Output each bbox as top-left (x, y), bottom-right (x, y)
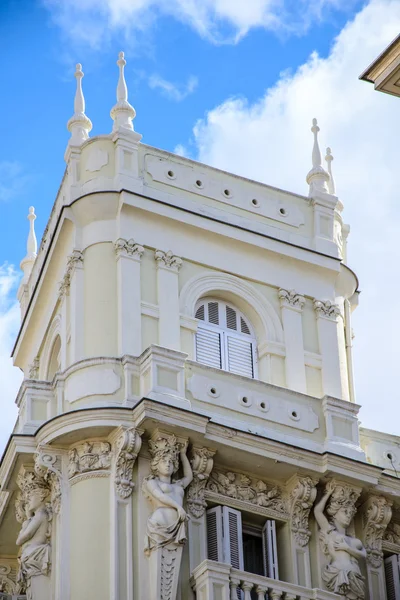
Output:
top-left (222, 506), bottom-right (244, 570)
top-left (385, 555), bottom-right (400, 600)
top-left (196, 327), bottom-right (222, 369)
top-left (226, 335), bottom-right (254, 378)
top-left (262, 520), bottom-right (279, 580)
top-left (206, 506), bottom-right (224, 562)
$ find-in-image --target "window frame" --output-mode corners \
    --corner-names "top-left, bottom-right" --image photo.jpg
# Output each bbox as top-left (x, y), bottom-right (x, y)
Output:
top-left (194, 298), bottom-right (258, 379)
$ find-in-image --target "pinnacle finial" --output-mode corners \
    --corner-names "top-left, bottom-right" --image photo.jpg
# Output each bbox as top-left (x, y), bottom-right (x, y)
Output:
top-left (67, 63), bottom-right (92, 147)
top-left (20, 206), bottom-right (37, 282)
top-left (325, 147), bottom-right (336, 195)
top-left (306, 117), bottom-right (329, 197)
top-left (110, 50), bottom-right (136, 133)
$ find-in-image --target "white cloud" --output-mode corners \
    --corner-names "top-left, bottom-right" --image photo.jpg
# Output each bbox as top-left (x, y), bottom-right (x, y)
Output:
top-left (189, 0), bottom-right (400, 434)
top-left (148, 74), bottom-right (198, 101)
top-left (0, 265), bottom-right (22, 456)
top-left (43, 0), bottom-right (358, 48)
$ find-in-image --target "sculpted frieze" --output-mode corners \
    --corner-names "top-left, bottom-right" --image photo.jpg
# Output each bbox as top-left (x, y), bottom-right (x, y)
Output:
top-left (68, 441), bottom-right (111, 479)
top-left (384, 520), bottom-right (400, 546)
top-left (314, 480), bottom-right (365, 600)
top-left (206, 469), bottom-right (287, 515)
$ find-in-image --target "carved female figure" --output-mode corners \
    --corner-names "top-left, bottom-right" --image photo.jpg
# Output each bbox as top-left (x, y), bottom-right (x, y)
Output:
top-left (314, 482), bottom-right (366, 600)
top-left (16, 478), bottom-right (52, 600)
top-left (143, 435), bottom-right (193, 555)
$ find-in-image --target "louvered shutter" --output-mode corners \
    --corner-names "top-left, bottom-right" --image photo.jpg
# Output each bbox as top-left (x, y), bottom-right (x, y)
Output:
top-left (385, 555), bottom-right (400, 600)
top-left (262, 520), bottom-right (279, 579)
top-left (206, 506), bottom-right (224, 562)
top-left (226, 335), bottom-right (254, 378)
top-left (222, 506), bottom-right (244, 570)
top-left (196, 326), bottom-right (222, 369)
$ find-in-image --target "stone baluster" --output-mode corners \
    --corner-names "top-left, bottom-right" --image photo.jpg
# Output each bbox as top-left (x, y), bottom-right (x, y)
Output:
top-left (230, 577), bottom-right (241, 600)
top-left (255, 585), bottom-right (268, 600)
top-left (269, 589), bottom-right (283, 600)
top-left (241, 580), bottom-right (253, 600)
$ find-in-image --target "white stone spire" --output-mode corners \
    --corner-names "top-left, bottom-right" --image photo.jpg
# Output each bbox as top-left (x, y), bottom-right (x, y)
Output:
top-left (306, 118), bottom-right (330, 197)
top-left (110, 51), bottom-right (136, 132)
top-left (67, 63), bottom-right (92, 146)
top-left (325, 147), bottom-right (336, 195)
top-left (20, 207), bottom-right (37, 282)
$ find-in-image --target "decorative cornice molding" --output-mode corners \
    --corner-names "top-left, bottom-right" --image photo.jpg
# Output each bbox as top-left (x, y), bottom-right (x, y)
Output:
top-left (68, 440), bottom-right (112, 479)
top-left (362, 495), bottom-right (393, 568)
top-left (154, 249), bottom-right (183, 272)
top-left (288, 476), bottom-right (318, 546)
top-left (114, 238), bottom-right (144, 260)
top-left (59, 249), bottom-right (84, 299)
top-left (186, 447), bottom-right (216, 519)
top-left (278, 288), bottom-right (305, 310)
top-left (114, 427), bottom-right (142, 499)
top-left (313, 299), bottom-right (341, 320)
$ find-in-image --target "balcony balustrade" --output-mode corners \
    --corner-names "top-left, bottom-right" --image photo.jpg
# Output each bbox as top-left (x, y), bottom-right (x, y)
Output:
top-left (191, 560), bottom-right (340, 600)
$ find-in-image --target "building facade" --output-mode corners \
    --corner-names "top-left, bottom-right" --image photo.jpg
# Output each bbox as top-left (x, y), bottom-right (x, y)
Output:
top-left (0, 53), bottom-right (400, 600)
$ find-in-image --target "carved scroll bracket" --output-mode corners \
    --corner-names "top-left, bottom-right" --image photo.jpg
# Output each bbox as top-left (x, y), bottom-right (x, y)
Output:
top-left (362, 495), bottom-right (392, 568)
top-left (113, 426), bottom-right (143, 499)
top-left (186, 447), bottom-right (216, 519)
top-left (287, 475), bottom-right (318, 547)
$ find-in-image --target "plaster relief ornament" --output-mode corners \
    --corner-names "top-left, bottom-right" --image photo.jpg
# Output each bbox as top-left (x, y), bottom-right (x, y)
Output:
top-left (68, 441), bottom-right (112, 479)
top-left (314, 481), bottom-right (366, 600)
top-left (384, 520), bottom-right (400, 546)
top-left (0, 565), bottom-right (16, 594)
top-left (186, 447), bottom-right (215, 518)
top-left (362, 495), bottom-right (392, 568)
top-left (207, 470), bottom-right (287, 515)
top-left (15, 472), bottom-right (52, 600)
top-left (142, 434), bottom-right (193, 600)
top-left (114, 427), bottom-right (142, 499)
top-left (289, 476), bottom-right (318, 547)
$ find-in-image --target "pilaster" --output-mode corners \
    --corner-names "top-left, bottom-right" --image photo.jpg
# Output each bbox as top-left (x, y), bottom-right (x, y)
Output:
top-left (155, 250), bottom-right (182, 350)
top-left (313, 299), bottom-right (345, 399)
top-left (59, 250), bottom-right (84, 364)
top-left (278, 289), bottom-right (307, 394)
top-left (114, 238), bottom-right (144, 356)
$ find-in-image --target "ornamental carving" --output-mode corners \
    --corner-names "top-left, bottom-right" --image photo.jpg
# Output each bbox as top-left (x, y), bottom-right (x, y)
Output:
top-left (28, 357), bottom-right (40, 380)
top-left (113, 238), bottom-right (144, 259)
top-left (15, 468), bottom-right (52, 600)
top-left (278, 289), bottom-right (305, 310)
top-left (154, 250), bottom-right (183, 271)
top-left (34, 449), bottom-right (62, 515)
top-left (114, 428), bottom-right (142, 499)
top-left (186, 447), bottom-right (216, 518)
top-left (314, 480), bottom-right (365, 600)
top-left (313, 299), bottom-right (341, 320)
top-left (207, 470), bottom-right (287, 514)
top-left (142, 433), bottom-right (193, 600)
top-left (384, 520), bottom-right (400, 546)
top-left (362, 495), bottom-right (392, 568)
top-left (59, 250), bottom-right (83, 298)
top-left (289, 476), bottom-right (317, 546)
top-left (0, 565), bottom-right (16, 594)
top-left (68, 441), bottom-right (112, 479)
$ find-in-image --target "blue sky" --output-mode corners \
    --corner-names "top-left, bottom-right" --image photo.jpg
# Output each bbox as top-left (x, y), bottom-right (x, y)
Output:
top-left (1, 0), bottom-right (400, 451)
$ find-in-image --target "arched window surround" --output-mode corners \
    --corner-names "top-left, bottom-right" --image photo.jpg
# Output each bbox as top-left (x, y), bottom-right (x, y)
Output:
top-left (39, 315), bottom-right (63, 381)
top-left (194, 297), bottom-right (258, 378)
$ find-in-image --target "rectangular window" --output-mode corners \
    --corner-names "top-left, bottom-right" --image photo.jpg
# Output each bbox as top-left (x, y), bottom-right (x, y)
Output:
top-left (206, 506), bottom-right (278, 580)
top-left (385, 555), bottom-right (400, 600)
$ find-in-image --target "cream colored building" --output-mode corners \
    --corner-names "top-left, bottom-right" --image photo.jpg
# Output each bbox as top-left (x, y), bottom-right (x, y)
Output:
top-left (1, 53), bottom-right (400, 600)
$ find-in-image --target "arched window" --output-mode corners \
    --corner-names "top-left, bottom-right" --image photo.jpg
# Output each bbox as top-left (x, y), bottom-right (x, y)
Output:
top-left (195, 298), bottom-right (257, 378)
top-left (46, 335), bottom-right (61, 381)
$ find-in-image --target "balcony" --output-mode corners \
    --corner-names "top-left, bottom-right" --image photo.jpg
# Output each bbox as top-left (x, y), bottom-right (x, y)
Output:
top-left (190, 560), bottom-right (340, 600)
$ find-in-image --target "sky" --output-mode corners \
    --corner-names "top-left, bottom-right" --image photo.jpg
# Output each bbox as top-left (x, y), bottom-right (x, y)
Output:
top-left (0, 0), bottom-right (399, 453)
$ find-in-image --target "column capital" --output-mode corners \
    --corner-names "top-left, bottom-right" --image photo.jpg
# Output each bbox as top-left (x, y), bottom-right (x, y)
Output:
top-left (155, 249), bottom-right (182, 272)
top-left (59, 249), bottom-right (84, 299)
top-left (313, 298), bottom-right (341, 320)
top-left (114, 237), bottom-right (144, 260)
top-left (278, 288), bottom-right (305, 310)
